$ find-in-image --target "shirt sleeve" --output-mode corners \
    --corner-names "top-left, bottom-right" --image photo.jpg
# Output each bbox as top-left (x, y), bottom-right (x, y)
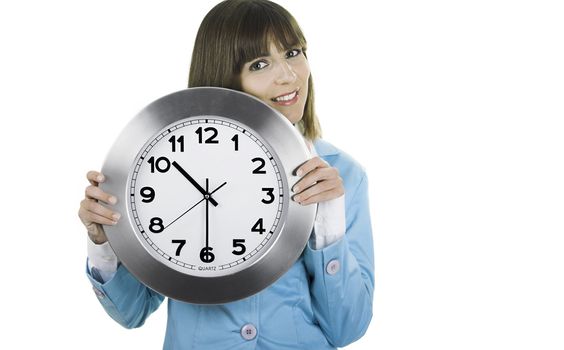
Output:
top-left (303, 172), bottom-right (374, 347)
top-left (310, 194), bottom-right (346, 250)
top-left (306, 139), bottom-right (346, 250)
top-left (87, 238), bottom-right (118, 283)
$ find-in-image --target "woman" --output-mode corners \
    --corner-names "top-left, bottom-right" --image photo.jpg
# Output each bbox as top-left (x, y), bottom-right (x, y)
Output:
top-left (78, 0), bottom-right (374, 349)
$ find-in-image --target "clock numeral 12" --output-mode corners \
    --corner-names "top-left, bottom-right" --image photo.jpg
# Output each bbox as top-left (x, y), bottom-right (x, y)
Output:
top-left (196, 126), bottom-right (219, 144)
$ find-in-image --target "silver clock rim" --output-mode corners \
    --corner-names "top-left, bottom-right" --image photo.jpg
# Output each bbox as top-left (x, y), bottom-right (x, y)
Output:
top-left (100, 87), bottom-right (316, 304)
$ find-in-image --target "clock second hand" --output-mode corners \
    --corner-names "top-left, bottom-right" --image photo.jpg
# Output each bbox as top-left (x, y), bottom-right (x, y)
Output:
top-left (163, 180), bottom-right (227, 231)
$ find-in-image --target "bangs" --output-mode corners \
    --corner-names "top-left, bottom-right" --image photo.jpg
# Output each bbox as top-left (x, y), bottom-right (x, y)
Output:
top-left (234, 2), bottom-right (307, 72)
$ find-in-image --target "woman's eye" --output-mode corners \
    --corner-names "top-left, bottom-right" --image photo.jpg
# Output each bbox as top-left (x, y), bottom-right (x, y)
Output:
top-left (250, 60), bottom-right (268, 71)
top-left (286, 49), bottom-right (301, 58)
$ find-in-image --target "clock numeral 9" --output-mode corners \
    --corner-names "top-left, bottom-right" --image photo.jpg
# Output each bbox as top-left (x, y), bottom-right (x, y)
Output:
top-left (168, 135), bottom-right (184, 152)
top-left (149, 217), bottom-right (164, 233)
top-left (200, 247), bottom-right (215, 263)
top-left (251, 218), bottom-right (265, 235)
top-left (196, 126), bottom-right (219, 144)
top-left (261, 188), bottom-right (274, 204)
top-left (140, 186), bottom-right (155, 203)
top-left (148, 156), bottom-right (171, 173)
top-left (252, 157), bottom-right (266, 174)
top-left (172, 239), bottom-right (186, 256)
top-left (232, 239), bottom-right (246, 255)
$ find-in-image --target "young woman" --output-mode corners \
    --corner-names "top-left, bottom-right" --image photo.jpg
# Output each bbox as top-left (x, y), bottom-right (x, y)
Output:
top-left (78, 1), bottom-right (374, 349)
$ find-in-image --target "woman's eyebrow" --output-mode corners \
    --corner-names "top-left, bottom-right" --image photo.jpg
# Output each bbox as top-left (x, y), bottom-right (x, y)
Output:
top-left (252, 47), bottom-right (295, 60)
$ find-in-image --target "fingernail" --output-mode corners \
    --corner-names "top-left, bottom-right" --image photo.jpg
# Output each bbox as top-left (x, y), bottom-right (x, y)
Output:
top-left (294, 195), bottom-right (301, 202)
top-left (297, 169), bottom-right (303, 176)
top-left (109, 196), bottom-right (117, 204)
top-left (97, 175), bottom-right (104, 182)
top-left (292, 186), bottom-right (299, 193)
top-left (112, 213), bottom-right (121, 221)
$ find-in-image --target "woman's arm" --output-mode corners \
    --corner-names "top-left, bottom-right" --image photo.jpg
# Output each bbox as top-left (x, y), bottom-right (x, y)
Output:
top-left (303, 172), bottom-right (374, 347)
top-left (86, 258), bottom-right (165, 329)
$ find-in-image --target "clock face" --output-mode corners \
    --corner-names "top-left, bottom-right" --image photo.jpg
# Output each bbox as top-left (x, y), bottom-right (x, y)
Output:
top-left (128, 116), bottom-right (286, 277)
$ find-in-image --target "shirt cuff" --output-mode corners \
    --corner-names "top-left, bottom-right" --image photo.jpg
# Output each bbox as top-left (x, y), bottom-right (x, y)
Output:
top-left (87, 238), bottom-right (118, 282)
top-left (311, 193), bottom-right (346, 250)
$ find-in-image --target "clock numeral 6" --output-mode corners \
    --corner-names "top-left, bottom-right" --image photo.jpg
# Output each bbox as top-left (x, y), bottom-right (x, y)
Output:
top-left (196, 126), bottom-right (219, 144)
top-left (251, 218), bottom-right (266, 235)
top-left (172, 239), bottom-right (186, 256)
top-left (232, 239), bottom-right (246, 255)
top-left (200, 247), bottom-right (215, 263)
top-left (148, 156), bottom-right (171, 173)
top-left (252, 157), bottom-right (266, 174)
top-left (261, 188), bottom-right (275, 204)
top-left (149, 217), bottom-right (164, 233)
top-left (140, 186), bottom-right (155, 203)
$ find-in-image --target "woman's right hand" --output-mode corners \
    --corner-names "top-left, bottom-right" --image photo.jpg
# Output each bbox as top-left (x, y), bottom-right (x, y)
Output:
top-left (78, 170), bottom-right (121, 244)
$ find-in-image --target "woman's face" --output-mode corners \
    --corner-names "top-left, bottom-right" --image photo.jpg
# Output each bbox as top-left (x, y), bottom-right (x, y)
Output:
top-left (240, 40), bottom-right (310, 125)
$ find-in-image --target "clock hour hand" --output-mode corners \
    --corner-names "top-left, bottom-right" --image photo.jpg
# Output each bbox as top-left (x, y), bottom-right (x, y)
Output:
top-left (172, 161), bottom-right (218, 206)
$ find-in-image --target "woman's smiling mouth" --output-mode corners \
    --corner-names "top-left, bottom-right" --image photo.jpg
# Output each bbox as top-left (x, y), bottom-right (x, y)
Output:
top-left (271, 89), bottom-right (299, 106)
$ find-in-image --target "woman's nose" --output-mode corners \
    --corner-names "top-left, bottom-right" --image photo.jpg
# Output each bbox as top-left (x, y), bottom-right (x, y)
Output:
top-left (275, 61), bottom-right (297, 84)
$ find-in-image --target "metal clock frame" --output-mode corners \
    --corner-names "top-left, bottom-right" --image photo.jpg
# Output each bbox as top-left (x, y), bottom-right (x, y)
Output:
top-left (100, 87), bottom-right (316, 304)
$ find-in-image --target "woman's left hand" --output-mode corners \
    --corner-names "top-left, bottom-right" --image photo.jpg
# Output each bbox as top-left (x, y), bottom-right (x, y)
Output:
top-left (292, 157), bottom-right (344, 206)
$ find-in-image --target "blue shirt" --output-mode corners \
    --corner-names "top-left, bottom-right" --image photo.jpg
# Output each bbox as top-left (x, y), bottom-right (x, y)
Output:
top-left (86, 138), bottom-right (375, 349)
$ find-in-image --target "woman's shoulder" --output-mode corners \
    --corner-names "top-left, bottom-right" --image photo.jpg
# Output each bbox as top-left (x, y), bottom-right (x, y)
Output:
top-left (313, 138), bottom-right (367, 186)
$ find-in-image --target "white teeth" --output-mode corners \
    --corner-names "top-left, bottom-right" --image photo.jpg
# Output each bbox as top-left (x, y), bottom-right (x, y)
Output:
top-left (274, 91), bottom-right (296, 102)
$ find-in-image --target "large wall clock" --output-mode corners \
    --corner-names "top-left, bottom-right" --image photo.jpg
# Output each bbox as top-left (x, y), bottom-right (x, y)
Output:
top-left (100, 87), bottom-right (316, 304)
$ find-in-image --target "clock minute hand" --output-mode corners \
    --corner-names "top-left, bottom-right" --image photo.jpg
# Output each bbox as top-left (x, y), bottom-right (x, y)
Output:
top-left (172, 161), bottom-right (218, 206)
top-left (205, 178), bottom-right (210, 249)
top-left (163, 181), bottom-right (228, 231)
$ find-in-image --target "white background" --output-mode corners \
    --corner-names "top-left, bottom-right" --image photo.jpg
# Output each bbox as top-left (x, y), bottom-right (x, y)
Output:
top-left (1, 0), bottom-right (563, 349)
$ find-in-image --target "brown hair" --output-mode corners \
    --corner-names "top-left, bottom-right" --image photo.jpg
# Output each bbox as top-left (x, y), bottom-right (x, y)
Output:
top-left (188, 0), bottom-right (322, 141)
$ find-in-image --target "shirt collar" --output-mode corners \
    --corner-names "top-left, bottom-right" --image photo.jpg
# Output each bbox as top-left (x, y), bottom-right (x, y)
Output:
top-left (312, 138), bottom-right (339, 157)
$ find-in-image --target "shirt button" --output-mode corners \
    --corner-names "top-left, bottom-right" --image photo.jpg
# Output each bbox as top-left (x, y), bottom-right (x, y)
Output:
top-left (240, 323), bottom-right (257, 340)
top-left (326, 259), bottom-right (340, 275)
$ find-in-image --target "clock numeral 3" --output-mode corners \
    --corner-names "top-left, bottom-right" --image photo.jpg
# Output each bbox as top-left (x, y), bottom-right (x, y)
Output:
top-left (168, 135), bottom-right (185, 152)
top-left (172, 239), bottom-right (186, 256)
top-left (232, 239), bottom-right (246, 255)
top-left (261, 188), bottom-right (275, 204)
top-left (252, 157), bottom-right (266, 174)
top-left (148, 156), bottom-right (171, 173)
top-left (196, 126), bottom-right (219, 144)
top-left (149, 217), bottom-right (164, 233)
top-left (251, 218), bottom-right (266, 235)
top-left (140, 186), bottom-right (155, 203)
top-left (200, 247), bottom-right (215, 263)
